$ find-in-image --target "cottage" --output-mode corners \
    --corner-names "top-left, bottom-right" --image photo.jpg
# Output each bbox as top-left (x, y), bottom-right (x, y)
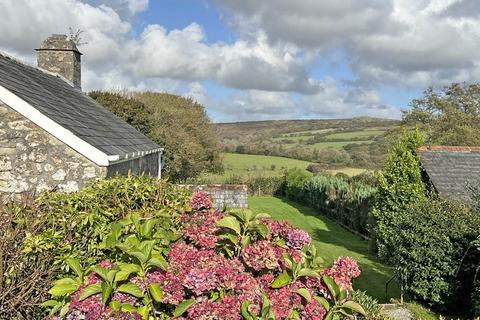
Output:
top-left (0, 34), bottom-right (162, 198)
top-left (419, 146), bottom-right (480, 200)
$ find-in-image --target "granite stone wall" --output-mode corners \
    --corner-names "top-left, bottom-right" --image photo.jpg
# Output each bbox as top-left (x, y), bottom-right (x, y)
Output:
top-left (179, 184), bottom-right (248, 210)
top-left (0, 100), bottom-right (106, 200)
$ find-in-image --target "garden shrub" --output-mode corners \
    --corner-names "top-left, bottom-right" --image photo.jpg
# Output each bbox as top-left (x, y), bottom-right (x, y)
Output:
top-left (351, 290), bottom-right (385, 320)
top-left (283, 169), bottom-right (376, 237)
top-left (0, 175), bottom-right (191, 319)
top-left (248, 175), bottom-right (285, 196)
top-left (370, 129), bottom-right (426, 259)
top-left (0, 199), bottom-right (56, 319)
top-left (43, 192), bottom-right (367, 319)
top-left (391, 197), bottom-right (480, 313)
top-left (370, 129), bottom-right (480, 315)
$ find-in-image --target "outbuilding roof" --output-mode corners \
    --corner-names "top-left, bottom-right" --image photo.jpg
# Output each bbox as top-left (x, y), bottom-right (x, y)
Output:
top-left (418, 146), bottom-right (480, 200)
top-left (0, 53), bottom-right (160, 166)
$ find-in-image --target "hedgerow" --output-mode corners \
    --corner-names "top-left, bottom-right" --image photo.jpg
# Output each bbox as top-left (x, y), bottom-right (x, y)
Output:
top-left (283, 169), bottom-right (376, 237)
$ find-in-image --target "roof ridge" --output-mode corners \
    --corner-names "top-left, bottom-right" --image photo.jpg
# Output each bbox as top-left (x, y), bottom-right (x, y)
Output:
top-left (418, 145), bottom-right (480, 151)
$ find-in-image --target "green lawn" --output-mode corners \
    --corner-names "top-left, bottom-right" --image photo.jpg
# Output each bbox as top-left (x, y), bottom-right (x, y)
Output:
top-left (249, 196), bottom-right (400, 302)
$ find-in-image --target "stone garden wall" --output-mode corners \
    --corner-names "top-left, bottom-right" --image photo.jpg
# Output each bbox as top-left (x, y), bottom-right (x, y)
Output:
top-left (0, 100), bottom-right (106, 200)
top-left (179, 184), bottom-right (248, 210)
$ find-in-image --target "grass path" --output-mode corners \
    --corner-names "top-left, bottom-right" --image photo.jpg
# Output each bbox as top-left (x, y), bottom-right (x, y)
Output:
top-left (249, 196), bottom-right (400, 302)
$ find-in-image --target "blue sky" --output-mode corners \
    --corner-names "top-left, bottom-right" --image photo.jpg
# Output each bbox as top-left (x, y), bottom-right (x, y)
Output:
top-left (1, 0), bottom-right (479, 122)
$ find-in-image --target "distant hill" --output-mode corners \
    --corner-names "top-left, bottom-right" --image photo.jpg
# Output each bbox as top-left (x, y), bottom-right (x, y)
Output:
top-left (214, 117), bottom-right (400, 170)
top-left (215, 117), bottom-right (398, 139)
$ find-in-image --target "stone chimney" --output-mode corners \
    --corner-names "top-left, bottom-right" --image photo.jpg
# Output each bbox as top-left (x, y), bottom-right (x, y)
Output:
top-left (35, 34), bottom-right (82, 90)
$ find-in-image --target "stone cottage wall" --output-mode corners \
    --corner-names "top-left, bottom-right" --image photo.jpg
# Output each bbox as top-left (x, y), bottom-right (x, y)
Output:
top-left (0, 100), bottom-right (106, 199)
top-left (178, 184), bottom-right (248, 210)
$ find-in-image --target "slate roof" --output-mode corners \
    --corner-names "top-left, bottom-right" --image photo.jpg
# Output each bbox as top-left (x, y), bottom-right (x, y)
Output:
top-left (0, 53), bottom-right (160, 162)
top-left (418, 146), bottom-right (480, 200)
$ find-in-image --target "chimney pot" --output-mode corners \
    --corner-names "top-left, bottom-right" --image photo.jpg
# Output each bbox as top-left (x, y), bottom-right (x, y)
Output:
top-left (35, 34), bottom-right (82, 90)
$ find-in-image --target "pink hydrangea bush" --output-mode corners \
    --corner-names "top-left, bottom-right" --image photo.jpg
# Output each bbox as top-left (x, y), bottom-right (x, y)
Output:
top-left (45, 192), bottom-right (363, 320)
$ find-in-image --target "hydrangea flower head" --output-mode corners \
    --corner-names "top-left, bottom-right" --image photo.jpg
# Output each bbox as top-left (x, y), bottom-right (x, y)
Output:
top-left (190, 191), bottom-right (213, 211)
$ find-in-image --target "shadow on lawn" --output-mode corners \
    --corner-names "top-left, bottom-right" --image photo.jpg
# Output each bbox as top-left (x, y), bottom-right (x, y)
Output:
top-left (277, 197), bottom-right (400, 301)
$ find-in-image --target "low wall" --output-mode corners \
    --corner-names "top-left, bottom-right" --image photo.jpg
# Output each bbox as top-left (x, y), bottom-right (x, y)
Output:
top-left (178, 184), bottom-right (248, 210)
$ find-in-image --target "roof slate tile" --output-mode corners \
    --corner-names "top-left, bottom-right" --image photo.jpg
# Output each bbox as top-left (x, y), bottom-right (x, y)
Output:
top-left (0, 53), bottom-right (159, 160)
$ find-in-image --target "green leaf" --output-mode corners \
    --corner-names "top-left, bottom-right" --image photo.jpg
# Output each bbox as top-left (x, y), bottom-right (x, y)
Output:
top-left (297, 268), bottom-right (320, 278)
top-left (66, 258), bottom-right (83, 278)
top-left (101, 282), bottom-right (113, 304)
top-left (173, 299), bottom-right (196, 317)
top-left (341, 301), bottom-right (366, 316)
top-left (271, 270), bottom-right (292, 288)
top-left (79, 283), bottom-right (102, 301)
top-left (129, 250), bottom-right (149, 265)
top-left (217, 216), bottom-right (242, 235)
top-left (148, 253), bottom-right (168, 270)
top-left (139, 240), bottom-right (155, 257)
top-left (137, 305), bottom-right (149, 320)
top-left (296, 288), bottom-right (312, 302)
top-left (324, 311), bottom-right (333, 320)
top-left (241, 235), bottom-right (251, 248)
top-left (149, 283), bottom-right (163, 302)
top-left (106, 269), bottom-right (119, 283)
top-left (253, 223), bottom-right (269, 238)
top-left (140, 219), bottom-right (157, 237)
top-left (322, 275), bottom-right (339, 301)
top-left (117, 282), bottom-right (144, 298)
top-left (115, 264), bottom-right (141, 282)
top-left (121, 303), bottom-right (137, 312)
top-left (241, 301), bottom-right (254, 320)
top-left (339, 288), bottom-right (347, 301)
top-left (289, 309), bottom-right (300, 319)
top-left (91, 266), bottom-right (109, 282)
top-left (314, 296), bottom-right (330, 311)
top-left (40, 300), bottom-right (59, 307)
top-left (48, 278), bottom-right (80, 297)
top-left (109, 300), bottom-right (122, 311)
top-left (59, 303), bottom-right (70, 317)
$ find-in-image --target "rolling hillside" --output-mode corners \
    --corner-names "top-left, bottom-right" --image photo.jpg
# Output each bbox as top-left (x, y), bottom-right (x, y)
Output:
top-left (215, 117), bottom-right (399, 170)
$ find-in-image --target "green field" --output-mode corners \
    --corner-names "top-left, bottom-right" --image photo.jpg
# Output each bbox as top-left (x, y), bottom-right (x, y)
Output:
top-left (274, 128), bottom-right (386, 149)
top-left (250, 196), bottom-right (400, 301)
top-left (323, 129), bottom-right (385, 139)
top-left (220, 153), bottom-right (366, 176)
top-left (222, 153), bottom-right (312, 173)
top-left (310, 140), bottom-right (374, 149)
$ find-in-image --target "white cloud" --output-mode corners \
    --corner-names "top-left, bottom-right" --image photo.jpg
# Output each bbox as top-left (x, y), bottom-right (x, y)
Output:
top-left (129, 25), bottom-right (320, 93)
top-left (215, 0), bottom-right (480, 87)
top-left (210, 81), bottom-right (401, 122)
top-left (4, 0), bottom-right (477, 121)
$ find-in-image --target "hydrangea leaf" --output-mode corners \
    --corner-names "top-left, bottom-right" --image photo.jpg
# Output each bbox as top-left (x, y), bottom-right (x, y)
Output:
top-left (341, 301), bottom-right (366, 316)
top-left (296, 288), bottom-right (312, 302)
top-left (173, 299), bottom-right (196, 317)
top-left (48, 278), bottom-right (79, 297)
top-left (149, 283), bottom-right (163, 302)
top-left (271, 270), bottom-right (292, 288)
top-left (79, 283), bottom-right (102, 301)
top-left (217, 216), bottom-right (241, 235)
top-left (117, 282), bottom-right (144, 298)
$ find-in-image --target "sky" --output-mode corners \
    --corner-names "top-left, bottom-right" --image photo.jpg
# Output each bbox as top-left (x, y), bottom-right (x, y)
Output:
top-left (1, 0), bottom-right (480, 123)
